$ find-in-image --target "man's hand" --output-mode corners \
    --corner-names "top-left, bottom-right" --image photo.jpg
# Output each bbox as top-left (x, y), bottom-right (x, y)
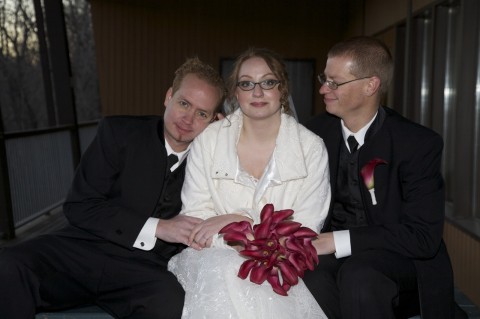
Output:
top-left (188, 214), bottom-right (252, 250)
top-left (312, 232), bottom-right (336, 255)
top-left (155, 215), bottom-right (203, 247)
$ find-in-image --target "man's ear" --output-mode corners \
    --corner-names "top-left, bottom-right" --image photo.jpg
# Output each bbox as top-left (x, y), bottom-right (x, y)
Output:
top-left (364, 76), bottom-right (381, 96)
top-left (164, 87), bottom-right (173, 107)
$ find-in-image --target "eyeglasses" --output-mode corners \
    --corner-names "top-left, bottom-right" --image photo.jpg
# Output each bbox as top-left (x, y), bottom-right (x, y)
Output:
top-left (318, 74), bottom-right (372, 90)
top-left (237, 79), bottom-right (281, 91)
top-left (175, 100), bottom-right (214, 123)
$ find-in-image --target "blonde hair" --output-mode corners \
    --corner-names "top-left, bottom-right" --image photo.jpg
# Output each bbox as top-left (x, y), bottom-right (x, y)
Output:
top-left (172, 57), bottom-right (226, 113)
top-left (328, 36), bottom-right (393, 95)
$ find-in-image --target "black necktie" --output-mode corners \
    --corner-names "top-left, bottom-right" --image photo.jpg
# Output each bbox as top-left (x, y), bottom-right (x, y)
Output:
top-left (347, 135), bottom-right (359, 154)
top-left (167, 154), bottom-right (179, 172)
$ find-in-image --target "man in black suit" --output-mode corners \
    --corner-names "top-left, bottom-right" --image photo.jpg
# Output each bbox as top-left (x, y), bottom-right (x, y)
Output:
top-left (305, 36), bottom-right (462, 319)
top-left (0, 57), bottom-right (226, 318)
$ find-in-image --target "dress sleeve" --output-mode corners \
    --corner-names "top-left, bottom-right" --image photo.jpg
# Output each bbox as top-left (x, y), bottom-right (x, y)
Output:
top-left (290, 136), bottom-right (331, 234)
top-left (180, 130), bottom-right (222, 220)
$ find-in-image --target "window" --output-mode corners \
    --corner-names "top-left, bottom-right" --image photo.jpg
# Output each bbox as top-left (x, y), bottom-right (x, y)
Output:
top-left (0, 0), bottom-right (49, 132)
top-left (0, 0), bottom-right (100, 132)
top-left (386, 0), bottom-right (480, 224)
top-left (0, 0), bottom-right (100, 235)
top-left (63, 0), bottom-right (101, 123)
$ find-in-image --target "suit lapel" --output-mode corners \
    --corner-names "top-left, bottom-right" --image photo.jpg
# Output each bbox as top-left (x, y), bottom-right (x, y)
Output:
top-left (325, 120), bottom-right (343, 197)
top-left (131, 119), bottom-right (167, 217)
top-left (357, 108), bottom-right (391, 215)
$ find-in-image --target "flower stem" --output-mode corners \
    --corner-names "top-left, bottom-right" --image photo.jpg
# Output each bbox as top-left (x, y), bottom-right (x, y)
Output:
top-left (369, 188), bottom-right (377, 205)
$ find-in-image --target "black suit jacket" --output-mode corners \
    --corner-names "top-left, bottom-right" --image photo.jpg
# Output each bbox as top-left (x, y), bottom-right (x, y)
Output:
top-left (61, 116), bottom-right (185, 264)
top-left (307, 106), bottom-right (454, 318)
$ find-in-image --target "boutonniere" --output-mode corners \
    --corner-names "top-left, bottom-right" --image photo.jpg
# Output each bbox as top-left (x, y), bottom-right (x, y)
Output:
top-left (360, 158), bottom-right (387, 205)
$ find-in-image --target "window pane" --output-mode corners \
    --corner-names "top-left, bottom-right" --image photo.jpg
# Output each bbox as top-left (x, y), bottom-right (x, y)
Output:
top-left (442, 5), bottom-right (460, 204)
top-left (475, 45), bottom-right (480, 218)
top-left (62, 0), bottom-right (101, 123)
top-left (0, 0), bottom-right (49, 132)
top-left (434, 4), bottom-right (460, 203)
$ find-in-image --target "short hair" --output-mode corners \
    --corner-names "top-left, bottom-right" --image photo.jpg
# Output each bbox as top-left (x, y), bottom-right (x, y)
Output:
top-left (328, 36), bottom-right (394, 95)
top-left (226, 47), bottom-right (292, 116)
top-left (172, 57), bottom-right (226, 112)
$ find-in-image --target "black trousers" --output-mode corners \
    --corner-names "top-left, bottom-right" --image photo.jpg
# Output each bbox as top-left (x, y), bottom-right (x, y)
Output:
top-left (303, 251), bottom-right (419, 319)
top-left (0, 233), bottom-right (184, 319)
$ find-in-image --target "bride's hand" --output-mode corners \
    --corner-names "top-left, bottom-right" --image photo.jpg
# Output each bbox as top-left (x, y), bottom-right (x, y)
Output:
top-left (188, 214), bottom-right (252, 249)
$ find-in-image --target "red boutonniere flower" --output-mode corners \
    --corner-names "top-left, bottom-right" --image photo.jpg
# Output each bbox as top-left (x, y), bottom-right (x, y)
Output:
top-left (219, 204), bottom-right (318, 296)
top-left (360, 158), bottom-right (387, 205)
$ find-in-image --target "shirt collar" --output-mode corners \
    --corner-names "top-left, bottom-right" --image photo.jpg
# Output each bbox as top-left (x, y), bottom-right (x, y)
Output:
top-left (341, 111), bottom-right (378, 150)
top-left (165, 139), bottom-right (190, 170)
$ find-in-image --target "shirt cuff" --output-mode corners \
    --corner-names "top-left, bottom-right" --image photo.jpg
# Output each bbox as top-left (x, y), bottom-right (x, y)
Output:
top-left (133, 217), bottom-right (158, 251)
top-left (333, 230), bottom-right (352, 258)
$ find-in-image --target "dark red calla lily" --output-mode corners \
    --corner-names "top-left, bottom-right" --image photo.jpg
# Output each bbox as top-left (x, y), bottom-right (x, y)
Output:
top-left (287, 252), bottom-right (306, 277)
top-left (267, 268), bottom-right (288, 296)
top-left (277, 261), bottom-right (299, 286)
top-left (293, 227), bottom-right (318, 238)
top-left (274, 221), bottom-right (302, 236)
top-left (250, 262), bottom-right (269, 284)
top-left (240, 248), bottom-right (271, 259)
top-left (222, 231), bottom-right (249, 245)
top-left (360, 158), bottom-right (387, 205)
top-left (270, 209), bottom-right (294, 224)
top-left (221, 204), bottom-right (320, 296)
top-left (238, 259), bottom-right (257, 279)
top-left (360, 158), bottom-right (387, 190)
top-left (219, 220), bottom-right (253, 235)
top-left (260, 204), bottom-right (275, 223)
top-left (303, 238), bottom-right (319, 265)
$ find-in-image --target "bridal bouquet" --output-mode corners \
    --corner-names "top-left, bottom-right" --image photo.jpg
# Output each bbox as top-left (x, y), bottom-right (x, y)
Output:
top-left (219, 204), bottom-right (319, 296)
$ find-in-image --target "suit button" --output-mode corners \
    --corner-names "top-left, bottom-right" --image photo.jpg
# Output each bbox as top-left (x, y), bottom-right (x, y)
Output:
top-left (116, 229), bottom-right (123, 235)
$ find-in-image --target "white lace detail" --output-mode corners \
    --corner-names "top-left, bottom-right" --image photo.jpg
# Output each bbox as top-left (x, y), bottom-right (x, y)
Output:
top-left (168, 247), bottom-right (327, 319)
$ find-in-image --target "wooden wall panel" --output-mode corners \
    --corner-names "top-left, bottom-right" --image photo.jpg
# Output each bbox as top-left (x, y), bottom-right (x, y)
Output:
top-left (364, 0), bottom-right (408, 35)
top-left (90, 0), bottom-right (353, 116)
top-left (444, 222), bottom-right (480, 307)
top-left (89, 0), bottom-right (480, 309)
top-left (363, 0), bottom-right (438, 35)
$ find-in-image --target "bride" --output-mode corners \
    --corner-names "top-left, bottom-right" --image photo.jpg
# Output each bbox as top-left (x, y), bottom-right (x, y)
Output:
top-left (168, 47), bottom-right (331, 318)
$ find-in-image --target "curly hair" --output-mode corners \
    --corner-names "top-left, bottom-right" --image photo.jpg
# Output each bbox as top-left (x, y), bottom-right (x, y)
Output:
top-left (226, 48), bottom-right (292, 116)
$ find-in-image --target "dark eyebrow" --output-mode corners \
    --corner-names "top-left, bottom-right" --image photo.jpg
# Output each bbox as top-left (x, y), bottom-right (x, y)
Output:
top-left (238, 72), bottom-right (276, 80)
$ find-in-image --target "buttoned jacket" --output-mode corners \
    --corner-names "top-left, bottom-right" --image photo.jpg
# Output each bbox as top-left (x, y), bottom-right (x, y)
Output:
top-left (307, 106), bottom-right (455, 319)
top-left (63, 116), bottom-right (185, 262)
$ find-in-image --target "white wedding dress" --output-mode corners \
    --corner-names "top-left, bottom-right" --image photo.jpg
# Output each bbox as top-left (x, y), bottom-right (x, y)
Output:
top-left (167, 111), bottom-right (331, 318)
top-left (168, 246), bottom-right (327, 319)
